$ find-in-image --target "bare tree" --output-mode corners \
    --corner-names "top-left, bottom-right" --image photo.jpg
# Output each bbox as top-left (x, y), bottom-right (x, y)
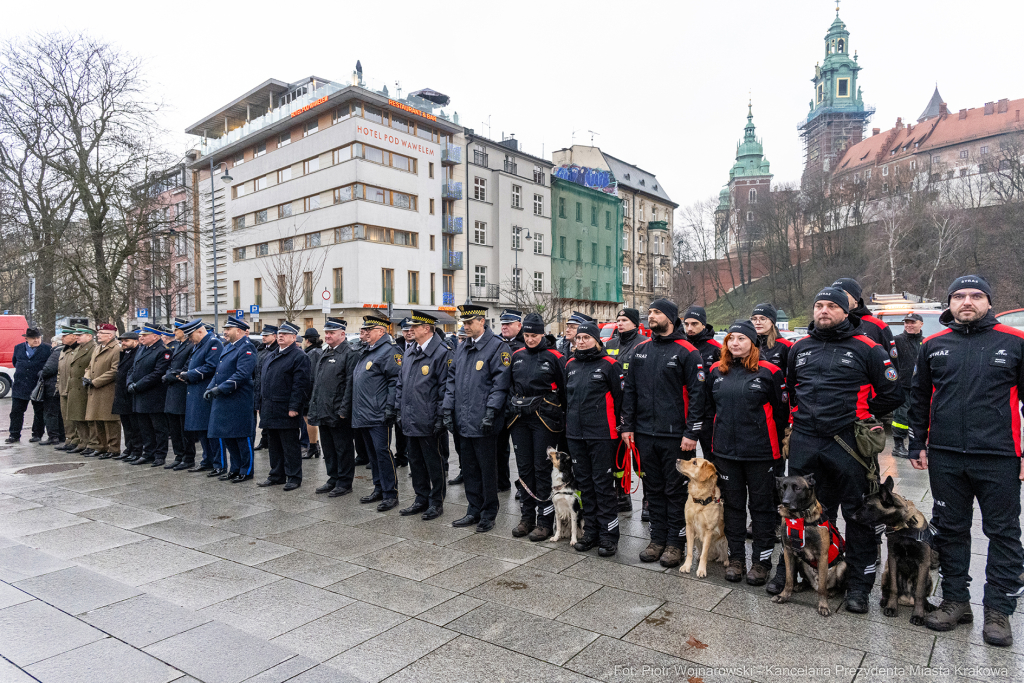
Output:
top-left (497, 277), bottom-right (567, 327)
top-left (920, 204), bottom-right (969, 300)
top-left (675, 196), bottom-right (736, 309)
top-left (257, 234), bottom-right (330, 323)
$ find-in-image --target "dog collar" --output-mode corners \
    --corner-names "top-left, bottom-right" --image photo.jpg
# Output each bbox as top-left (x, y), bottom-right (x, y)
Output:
top-left (692, 495), bottom-right (722, 506)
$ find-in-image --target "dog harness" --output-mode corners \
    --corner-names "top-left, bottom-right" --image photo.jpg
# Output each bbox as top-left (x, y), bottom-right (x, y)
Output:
top-left (784, 513), bottom-right (845, 568)
top-left (888, 522), bottom-right (937, 547)
top-left (692, 494), bottom-right (722, 506)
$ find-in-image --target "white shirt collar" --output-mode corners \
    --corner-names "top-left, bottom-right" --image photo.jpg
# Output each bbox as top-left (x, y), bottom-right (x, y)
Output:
top-left (418, 336), bottom-right (433, 354)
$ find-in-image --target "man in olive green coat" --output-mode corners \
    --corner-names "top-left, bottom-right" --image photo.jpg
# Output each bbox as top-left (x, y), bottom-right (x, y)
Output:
top-left (84, 324), bottom-right (121, 458)
top-left (56, 327), bottom-right (81, 450)
top-left (67, 327), bottom-right (98, 455)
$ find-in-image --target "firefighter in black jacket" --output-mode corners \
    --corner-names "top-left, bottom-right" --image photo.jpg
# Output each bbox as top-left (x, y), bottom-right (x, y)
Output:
top-left (162, 320), bottom-right (195, 470)
top-left (891, 313), bottom-right (924, 458)
top-left (606, 307), bottom-right (646, 514)
top-left (258, 322), bottom-right (312, 491)
top-left (253, 325), bottom-right (278, 451)
top-left (621, 298), bottom-right (707, 568)
top-left (909, 276), bottom-right (1024, 647)
top-left (750, 303), bottom-right (793, 374)
top-left (779, 287), bottom-right (904, 612)
top-left (307, 318), bottom-right (358, 497)
top-left (496, 309), bottom-right (525, 493)
top-left (706, 321), bottom-right (787, 586)
top-left (565, 322), bottom-right (624, 556)
top-left (507, 312), bottom-right (566, 542)
top-left (683, 306), bottom-right (722, 461)
top-left (127, 325), bottom-right (172, 466)
top-left (832, 278), bottom-right (897, 360)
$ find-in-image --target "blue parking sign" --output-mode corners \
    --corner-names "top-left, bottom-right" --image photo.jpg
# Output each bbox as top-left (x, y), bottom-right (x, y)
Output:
top-left (250, 305), bottom-right (260, 314)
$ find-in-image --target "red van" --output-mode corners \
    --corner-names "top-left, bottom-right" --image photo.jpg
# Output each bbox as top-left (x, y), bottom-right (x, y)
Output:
top-left (0, 315), bottom-right (28, 398)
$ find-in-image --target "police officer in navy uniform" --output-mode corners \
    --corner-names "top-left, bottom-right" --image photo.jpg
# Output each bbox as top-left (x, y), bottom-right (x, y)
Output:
top-left (352, 312), bottom-right (402, 511)
top-left (180, 319), bottom-right (222, 473)
top-left (308, 318), bottom-right (358, 497)
top-left (163, 318), bottom-right (196, 470)
top-left (444, 304), bottom-right (511, 532)
top-left (253, 325), bottom-right (278, 452)
top-left (258, 322), bottom-right (312, 491)
top-left (390, 317), bottom-right (412, 469)
top-left (206, 318), bottom-right (257, 483)
top-left (396, 311), bottom-right (451, 520)
top-left (127, 324), bottom-right (172, 466)
top-left (496, 309), bottom-right (525, 493)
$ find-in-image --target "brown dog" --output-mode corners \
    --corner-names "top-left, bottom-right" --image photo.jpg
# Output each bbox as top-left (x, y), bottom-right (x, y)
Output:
top-left (775, 475), bottom-right (848, 617)
top-left (676, 458), bottom-right (729, 578)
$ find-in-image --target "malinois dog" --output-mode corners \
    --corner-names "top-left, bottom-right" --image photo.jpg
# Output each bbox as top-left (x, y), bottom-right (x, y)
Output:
top-left (853, 475), bottom-right (938, 625)
top-left (775, 475), bottom-right (848, 617)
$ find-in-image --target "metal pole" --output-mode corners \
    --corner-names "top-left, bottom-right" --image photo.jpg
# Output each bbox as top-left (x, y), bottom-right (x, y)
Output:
top-left (209, 158), bottom-right (220, 330)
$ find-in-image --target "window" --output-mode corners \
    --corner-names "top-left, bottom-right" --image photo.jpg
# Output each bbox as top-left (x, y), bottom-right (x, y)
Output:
top-left (254, 141), bottom-right (266, 158)
top-left (333, 104), bottom-right (351, 123)
top-left (575, 202), bottom-right (582, 222)
top-left (534, 194), bottom-right (543, 216)
top-left (430, 273), bottom-right (436, 306)
top-left (882, 166), bottom-right (889, 176)
top-left (558, 278), bottom-right (566, 297)
top-left (512, 185), bottom-right (521, 208)
top-left (304, 120), bottom-right (318, 137)
top-left (533, 271), bottom-right (543, 293)
top-left (257, 242), bottom-right (269, 256)
top-left (591, 206), bottom-right (597, 226)
top-left (837, 78), bottom-right (849, 98)
top-left (910, 160), bottom-right (917, 171)
top-left (304, 157), bottom-right (319, 174)
top-left (234, 184), bottom-right (247, 198)
top-left (278, 167), bottom-right (292, 183)
top-left (473, 221), bottom-right (487, 245)
top-left (305, 233), bottom-right (321, 248)
top-left (429, 198), bottom-right (435, 215)
top-left (533, 167), bottom-right (544, 184)
top-left (233, 216), bottom-right (245, 230)
top-left (392, 191), bottom-right (413, 210)
top-left (605, 211), bottom-right (611, 229)
top-left (474, 265), bottom-right (487, 287)
top-left (175, 233), bottom-right (187, 256)
top-left (622, 231), bottom-right (629, 250)
top-left (332, 268), bottom-right (343, 303)
top-left (623, 265), bottom-right (630, 285)
top-left (622, 199), bottom-right (629, 217)
top-left (749, 188), bottom-right (757, 203)
top-left (606, 245), bottom-right (612, 265)
top-left (234, 151), bottom-right (244, 166)
top-left (981, 146), bottom-right (989, 155)
top-left (639, 203), bottom-right (644, 220)
top-left (255, 176), bottom-right (267, 192)
top-left (1000, 159), bottom-right (1012, 171)
top-left (280, 237), bottom-right (294, 252)
top-left (576, 280), bottom-right (582, 298)
top-left (512, 228), bottom-right (522, 251)
top-left (474, 177), bottom-right (487, 201)
top-left (303, 272), bottom-right (313, 306)
top-left (254, 278), bottom-right (262, 307)
top-left (638, 234), bottom-right (645, 254)
top-left (277, 275), bottom-right (287, 305)
top-left (638, 268), bottom-right (645, 285)
top-left (591, 242), bottom-right (597, 263)
top-left (391, 116), bottom-right (408, 134)
top-left (233, 281), bottom-right (240, 309)
top-left (512, 268), bottom-right (522, 291)
top-left (279, 202), bottom-right (293, 218)
top-left (279, 131), bottom-right (291, 147)
top-left (817, 83), bottom-right (824, 104)
top-left (382, 268), bottom-right (394, 302)
top-left (427, 162), bottom-right (434, 179)
top-left (304, 195), bottom-right (320, 211)
top-left (416, 123), bottom-right (434, 142)
top-left (746, 211), bottom-right (754, 222)
top-left (408, 271), bottom-right (419, 304)
top-left (575, 239), bottom-right (582, 262)
top-left (652, 207), bottom-right (658, 221)
top-left (558, 197), bottom-right (565, 218)
top-left (429, 235), bottom-right (435, 251)
top-left (363, 145), bottom-right (384, 164)
top-left (234, 247), bottom-right (246, 261)
top-left (534, 233), bottom-right (544, 255)
top-left (559, 235), bottom-right (566, 259)
top-left (865, 169), bottom-right (872, 179)
top-left (255, 209), bottom-right (268, 225)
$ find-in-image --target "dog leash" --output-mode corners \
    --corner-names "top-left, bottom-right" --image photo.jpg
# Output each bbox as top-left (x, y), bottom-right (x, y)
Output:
top-left (616, 441), bottom-right (642, 495)
top-left (515, 478), bottom-right (547, 503)
top-left (832, 434), bottom-right (880, 494)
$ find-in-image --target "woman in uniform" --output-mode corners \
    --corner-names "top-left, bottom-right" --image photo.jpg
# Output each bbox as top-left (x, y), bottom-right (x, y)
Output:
top-left (751, 303), bottom-right (792, 374)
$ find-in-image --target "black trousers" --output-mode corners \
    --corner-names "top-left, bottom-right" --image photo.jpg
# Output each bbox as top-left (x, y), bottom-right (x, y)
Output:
top-left (698, 431), bottom-right (715, 461)
top-left (167, 413), bottom-right (195, 463)
top-left (9, 398), bottom-right (45, 439)
top-left (135, 413), bottom-right (169, 463)
top-left (929, 449), bottom-right (1023, 614)
top-left (510, 415), bottom-right (558, 528)
top-left (121, 413), bottom-right (141, 456)
top-left (357, 426), bottom-right (397, 499)
top-left (462, 434), bottom-right (499, 521)
top-left (788, 427), bottom-right (876, 592)
top-left (715, 456), bottom-right (778, 566)
top-left (568, 438), bottom-right (620, 544)
top-left (891, 396), bottom-right (912, 439)
top-left (635, 434), bottom-right (691, 548)
top-left (44, 394), bottom-right (64, 441)
top-left (395, 423), bottom-right (408, 461)
top-left (320, 421), bottom-right (355, 490)
top-left (496, 426), bottom-right (512, 490)
top-left (266, 428), bottom-right (302, 484)
top-left (354, 428), bottom-right (369, 464)
top-left (408, 434), bottom-right (446, 508)
top-left (223, 437), bottom-right (254, 476)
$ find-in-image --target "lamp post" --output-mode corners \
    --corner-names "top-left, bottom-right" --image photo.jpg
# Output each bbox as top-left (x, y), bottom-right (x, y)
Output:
top-left (208, 158), bottom-right (233, 329)
top-left (512, 225), bottom-right (531, 309)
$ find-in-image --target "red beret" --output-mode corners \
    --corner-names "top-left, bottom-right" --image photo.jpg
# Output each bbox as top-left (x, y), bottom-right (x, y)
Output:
top-left (98, 323), bottom-right (117, 332)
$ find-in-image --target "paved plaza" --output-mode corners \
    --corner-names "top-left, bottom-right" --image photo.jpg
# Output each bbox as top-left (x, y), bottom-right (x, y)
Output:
top-left (0, 402), bottom-right (1021, 683)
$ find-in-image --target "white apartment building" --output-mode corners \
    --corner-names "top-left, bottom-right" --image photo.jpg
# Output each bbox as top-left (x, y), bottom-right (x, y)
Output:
top-left (186, 73), bottom-right (464, 332)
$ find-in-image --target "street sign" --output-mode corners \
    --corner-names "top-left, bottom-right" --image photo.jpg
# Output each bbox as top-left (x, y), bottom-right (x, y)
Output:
top-left (235, 310), bottom-right (245, 320)
top-left (321, 289), bottom-right (331, 314)
top-left (137, 308), bottom-right (149, 320)
top-left (250, 305), bottom-right (260, 314)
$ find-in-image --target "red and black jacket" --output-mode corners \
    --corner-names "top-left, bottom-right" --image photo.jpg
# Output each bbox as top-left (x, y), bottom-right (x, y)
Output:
top-left (909, 310), bottom-right (1024, 458)
top-left (786, 314), bottom-right (904, 438)
top-left (621, 327), bottom-right (706, 439)
top-left (706, 360), bottom-right (788, 460)
top-left (757, 333), bottom-right (793, 375)
top-left (564, 348), bottom-right (623, 440)
top-left (850, 305), bottom-right (898, 362)
top-left (508, 340), bottom-right (566, 400)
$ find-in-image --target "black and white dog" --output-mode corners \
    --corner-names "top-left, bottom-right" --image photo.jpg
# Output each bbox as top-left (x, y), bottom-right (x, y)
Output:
top-left (546, 447), bottom-right (583, 545)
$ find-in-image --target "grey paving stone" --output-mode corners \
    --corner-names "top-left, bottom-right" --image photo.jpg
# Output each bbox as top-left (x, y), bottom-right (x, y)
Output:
top-left (241, 489), bottom-right (329, 515)
top-left (0, 543), bottom-right (73, 582)
top-left (524, 549), bottom-right (587, 574)
top-left (323, 619), bottom-right (456, 682)
top-left (25, 636), bottom-right (182, 683)
top-left (133, 517), bottom-right (240, 549)
top-left (467, 565), bottom-right (601, 619)
top-left (303, 502), bottom-right (387, 526)
top-left (145, 621), bottom-right (297, 683)
top-left (77, 503), bottom-right (173, 529)
top-left (17, 520), bottom-right (146, 559)
top-left (326, 568), bottom-right (457, 616)
top-left (158, 498), bottom-right (272, 526)
top-left (416, 595), bottom-right (486, 627)
top-left (447, 601), bottom-right (598, 666)
top-left (564, 635), bottom-right (747, 683)
top-left (352, 514), bottom-right (475, 547)
top-left (349, 540), bottom-right (475, 581)
top-left (562, 557), bottom-right (731, 611)
top-left (0, 656), bottom-right (35, 682)
top-left (383, 634), bottom-right (598, 683)
top-left (269, 600), bottom-right (408, 662)
top-left (76, 538), bottom-right (218, 586)
top-left (0, 600), bottom-right (105, 666)
top-left (0, 505), bottom-right (88, 538)
top-left (556, 586), bottom-right (664, 638)
top-left (0, 496), bottom-right (41, 514)
top-left (13, 487), bottom-right (111, 513)
top-left (212, 509), bottom-right (319, 538)
top-left (142, 559), bottom-right (280, 610)
top-left (850, 654), bottom-right (976, 683)
top-left (14, 565), bottom-right (142, 615)
top-left (929, 636), bottom-right (1024, 683)
top-left (105, 486), bottom-right (199, 511)
top-left (263, 522), bottom-right (402, 561)
top-left (240, 655), bottom-right (319, 683)
top-left (81, 593), bottom-right (211, 648)
top-left (253, 551), bottom-right (366, 587)
top-left (447, 533), bottom-right (551, 564)
top-left (0, 580), bottom-right (31, 609)
top-left (422, 555), bottom-right (517, 593)
top-left (195, 536), bottom-right (295, 566)
top-left (198, 578), bottom-right (354, 639)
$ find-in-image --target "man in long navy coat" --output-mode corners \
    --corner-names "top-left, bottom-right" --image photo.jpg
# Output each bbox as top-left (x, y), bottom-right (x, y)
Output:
top-left (258, 322), bottom-right (311, 491)
top-left (126, 324), bottom-right (171, 466)
top-left (163, 319), bottom-right (196, 470)
top-left (179, 319), bottom-right (222, 473)
top-left (206, 318), bottom-right (257, 482)
top-left (6, 328), bottom-right (52, 444)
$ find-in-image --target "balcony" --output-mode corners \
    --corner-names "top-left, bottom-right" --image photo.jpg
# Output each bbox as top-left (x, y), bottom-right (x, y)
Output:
top-left (443, 250), bottom-right (463, 270)
top-left (471, 284), bottom-right (500, 300)
top-left (473, 151), bottom-right (488, 167)
top-left (442, 145), bottom-right (461, 165)
top-left (442, 181), bottom-right (462, 200)
top-left (647, 220), bottom-right (669, 231)
top-left (504, 161), bottom-right (518, 175)
top-left (443, 215), bottom-right (463, 234)
top-left (442, 291), bottom-right (455, 306)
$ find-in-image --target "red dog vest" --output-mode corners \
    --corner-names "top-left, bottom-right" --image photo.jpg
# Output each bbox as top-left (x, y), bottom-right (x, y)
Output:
top-left (785, 514), bottom-right (845, 568)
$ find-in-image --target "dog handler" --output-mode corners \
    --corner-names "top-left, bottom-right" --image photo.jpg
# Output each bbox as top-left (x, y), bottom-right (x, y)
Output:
top-left (909, 275), bottom-right (1024, 647)
top-left (564, 321), bottom-right (624, 556)
top-left (706, 321), bottom-right (787, 586)
top-left (777, 287), bottom-right (904, 612)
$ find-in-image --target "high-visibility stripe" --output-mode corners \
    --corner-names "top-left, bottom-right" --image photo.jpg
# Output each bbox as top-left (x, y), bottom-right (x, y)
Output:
top-left (856, 385), bottom-right (872, 420)
top-left (1012, 386), bottom-right (1022, 457)
top-left (764, 403), bottom-right (780, 459)
top-left (604, 391), bottom-right (618, 439)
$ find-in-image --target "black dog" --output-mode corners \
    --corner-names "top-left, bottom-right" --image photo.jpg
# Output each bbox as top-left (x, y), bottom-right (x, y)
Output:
top-left (853, 476), bottom-right (938, 625)
top-left (775, 475), bottom-right (848, 617)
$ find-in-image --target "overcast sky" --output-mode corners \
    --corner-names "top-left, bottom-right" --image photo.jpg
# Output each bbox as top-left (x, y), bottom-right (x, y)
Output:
top-left (5, 0), bottom-right (1020, 211)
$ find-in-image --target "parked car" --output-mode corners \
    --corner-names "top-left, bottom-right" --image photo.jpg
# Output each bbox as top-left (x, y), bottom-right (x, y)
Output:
top-left (874, 309), bottom-right (945, 338)
top-left (0, 365), bottom-right (12, 399)
top-left (599, 321), bottom-right (651, 343)
top-left (996, 309), bottom-right (1024, 332)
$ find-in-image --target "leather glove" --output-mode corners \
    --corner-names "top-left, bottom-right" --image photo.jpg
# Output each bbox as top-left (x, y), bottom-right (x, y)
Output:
top-left (480, 407), bottom-right (496, 433)
top-left (384, 407), bottom-right (398, 426)
top-left (433, 414), bottom-right (444, 435)
top-left (442, 409), bottom-right (454, 433)
top-left (81, 377), bottom-right (92, 387)
top-left (126, 383), bottom-right (136, 394)
top-left (161, 374), bottom-right (171, 384)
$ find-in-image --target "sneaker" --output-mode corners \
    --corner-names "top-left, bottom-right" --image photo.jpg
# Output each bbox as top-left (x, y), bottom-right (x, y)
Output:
top-left (924, 600), bottom-right (973, 632)
top-left (983, 607), bottom-right (1013, 647)
top-left (659, 546), bottom-right (683, 568)
top-left (766, 566), bottom-right (787, 595)
top-left (528, 526), bottom-right (552, 542)
top-left (725, 559), bottom-right (745, 583)
top-left (746, 562), bottom-right (770, 586)
top-left (511, 520), bottom-right (535, 538)
top-left (639, 542), bottom-right (665, 563)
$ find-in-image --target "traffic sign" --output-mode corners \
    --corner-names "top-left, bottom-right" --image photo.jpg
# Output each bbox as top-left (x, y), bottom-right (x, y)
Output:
top-left (235, 310), bottom-right (245, 320)
top-left (250, 305), bottom-right (260, 314)
top-left (321, 289), bottom-right (331, 301)
top-left (137, 308), bottom-right (149, 319)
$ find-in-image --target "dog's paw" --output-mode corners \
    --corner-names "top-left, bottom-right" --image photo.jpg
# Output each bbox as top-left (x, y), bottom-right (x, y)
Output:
top-left (909, 614), bottom-right (924, 626)
top-left (696, 566), bottom-right (708, 578)
top-left (772, 595), bottom-right (788, 604)
top-left (883, 606), bottom-right (898, 618)
top-left (680, 562), bottom-right (692, 574)
top-left (817, 604), bottom-right (832, 617)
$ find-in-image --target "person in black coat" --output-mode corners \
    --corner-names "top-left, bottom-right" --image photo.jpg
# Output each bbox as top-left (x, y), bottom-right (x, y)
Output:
top-left (307, 318), bottom-right (358, 497)
top-left (111, 331), bottom-right (141, 461)
top-left (6, 328), bottom-right (52, 443)
top-left (258, 322), bottom-right (312, 490)
top-left (207, 318), bottom-right (257, 482)
top-left (682, 306), bottom-right (722, 462)
top-left (253, 325), bottom-right (278, 451)
top-left (301, 328), bottom-right (324, 460)
top-left (127, 325), bottom-right (172, 466)
top-left (38, 330), bottom-right (72, 445)
top-left (496, 309), bottom-right (525, 492)
top-left (163, 320), bottom-right (196, 470)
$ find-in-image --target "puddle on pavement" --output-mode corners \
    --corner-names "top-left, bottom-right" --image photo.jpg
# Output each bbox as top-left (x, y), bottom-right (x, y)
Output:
top-left (14, 463), bottom-right (86, 475)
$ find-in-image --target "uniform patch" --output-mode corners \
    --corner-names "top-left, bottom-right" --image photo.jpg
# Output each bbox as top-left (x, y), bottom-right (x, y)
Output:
top-left (164, 353), bottom-right (170, 359)
top-left (475, 360), bottom-right (484, 371)
top-left (501, 351), bottom-right (511, 367)
top-left (885, 367), bottom-right (898, 381)
top-left (890, 346), bottom-right (898, 359)
top-left (447, 358), bottom-right (453, 367)
top-left (697, 370), bottom-right (705, 382)
top-left (421, 365), bottom-right (430, 376)
top-left (245, 351), bottom-right (252, 355)
top-left (365, 361), bottom-right (373, 370)
top-left (394, 354), bottom-right (402, 366)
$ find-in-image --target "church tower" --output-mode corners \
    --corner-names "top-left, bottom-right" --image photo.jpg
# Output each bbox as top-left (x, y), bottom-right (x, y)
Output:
top-left (799, 6), bottom-right (874, 181)
top-left (717, 102), bottom-right (773, 253)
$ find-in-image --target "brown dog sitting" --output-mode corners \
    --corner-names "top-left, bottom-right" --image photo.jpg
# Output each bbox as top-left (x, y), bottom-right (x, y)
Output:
top-left (774, 475), bottom-right (848, 617)
top-left (676, 458), bottom-right (729, 578)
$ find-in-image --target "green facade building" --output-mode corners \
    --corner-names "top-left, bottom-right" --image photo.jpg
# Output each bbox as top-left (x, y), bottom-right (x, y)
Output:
top-left (550, 177), bottom-right (623, 324)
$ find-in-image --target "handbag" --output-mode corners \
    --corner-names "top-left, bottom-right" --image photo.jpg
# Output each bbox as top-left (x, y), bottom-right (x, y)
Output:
top-left (29, 377), bottom-right (46, 403)
top-left (833, 418), bottom-right (885, 493)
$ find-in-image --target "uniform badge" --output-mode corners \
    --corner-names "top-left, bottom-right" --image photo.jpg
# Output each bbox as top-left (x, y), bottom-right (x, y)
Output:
top-left (697, 370), bottom-right (705, 382)
top-left (500, 351), bottom-right (510, 367)
top-left (365, 361), bottom-right (373, 370)
top-left (421, 365), bottom-right (430, 376)
top-left (394, 354), bottom-right (402, 366)
top-left (447, 358), bottom-right (453, 367)
top-left (890, 347), bottom-right (898, 359)
top-left (475, 360), bottom-right (484, 371)
top-left (164, 353), bottom-right (170, 359)
top-left (885, 367), bottom-right (898, 381)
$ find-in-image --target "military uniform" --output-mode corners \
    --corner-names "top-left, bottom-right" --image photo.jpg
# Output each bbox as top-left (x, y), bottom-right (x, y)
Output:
top-left (207, 319), bottom-right (257, 481)
top-left (164, 320), bottom-right (196, 468)
top-left (127, 327), bottom-right (171, 465)
top-left (182, 322), bottom-right (222, 470)
top-left (83, 328), bottom-right (120, 456)
top-left (258, 322), bottom-right (312, 489)
top-left (307, 319), bottom-right (358, 495)
top-left (56, 337), bottom-right (80, 449)
top-left (66, 334), bottom-right (97, 453)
